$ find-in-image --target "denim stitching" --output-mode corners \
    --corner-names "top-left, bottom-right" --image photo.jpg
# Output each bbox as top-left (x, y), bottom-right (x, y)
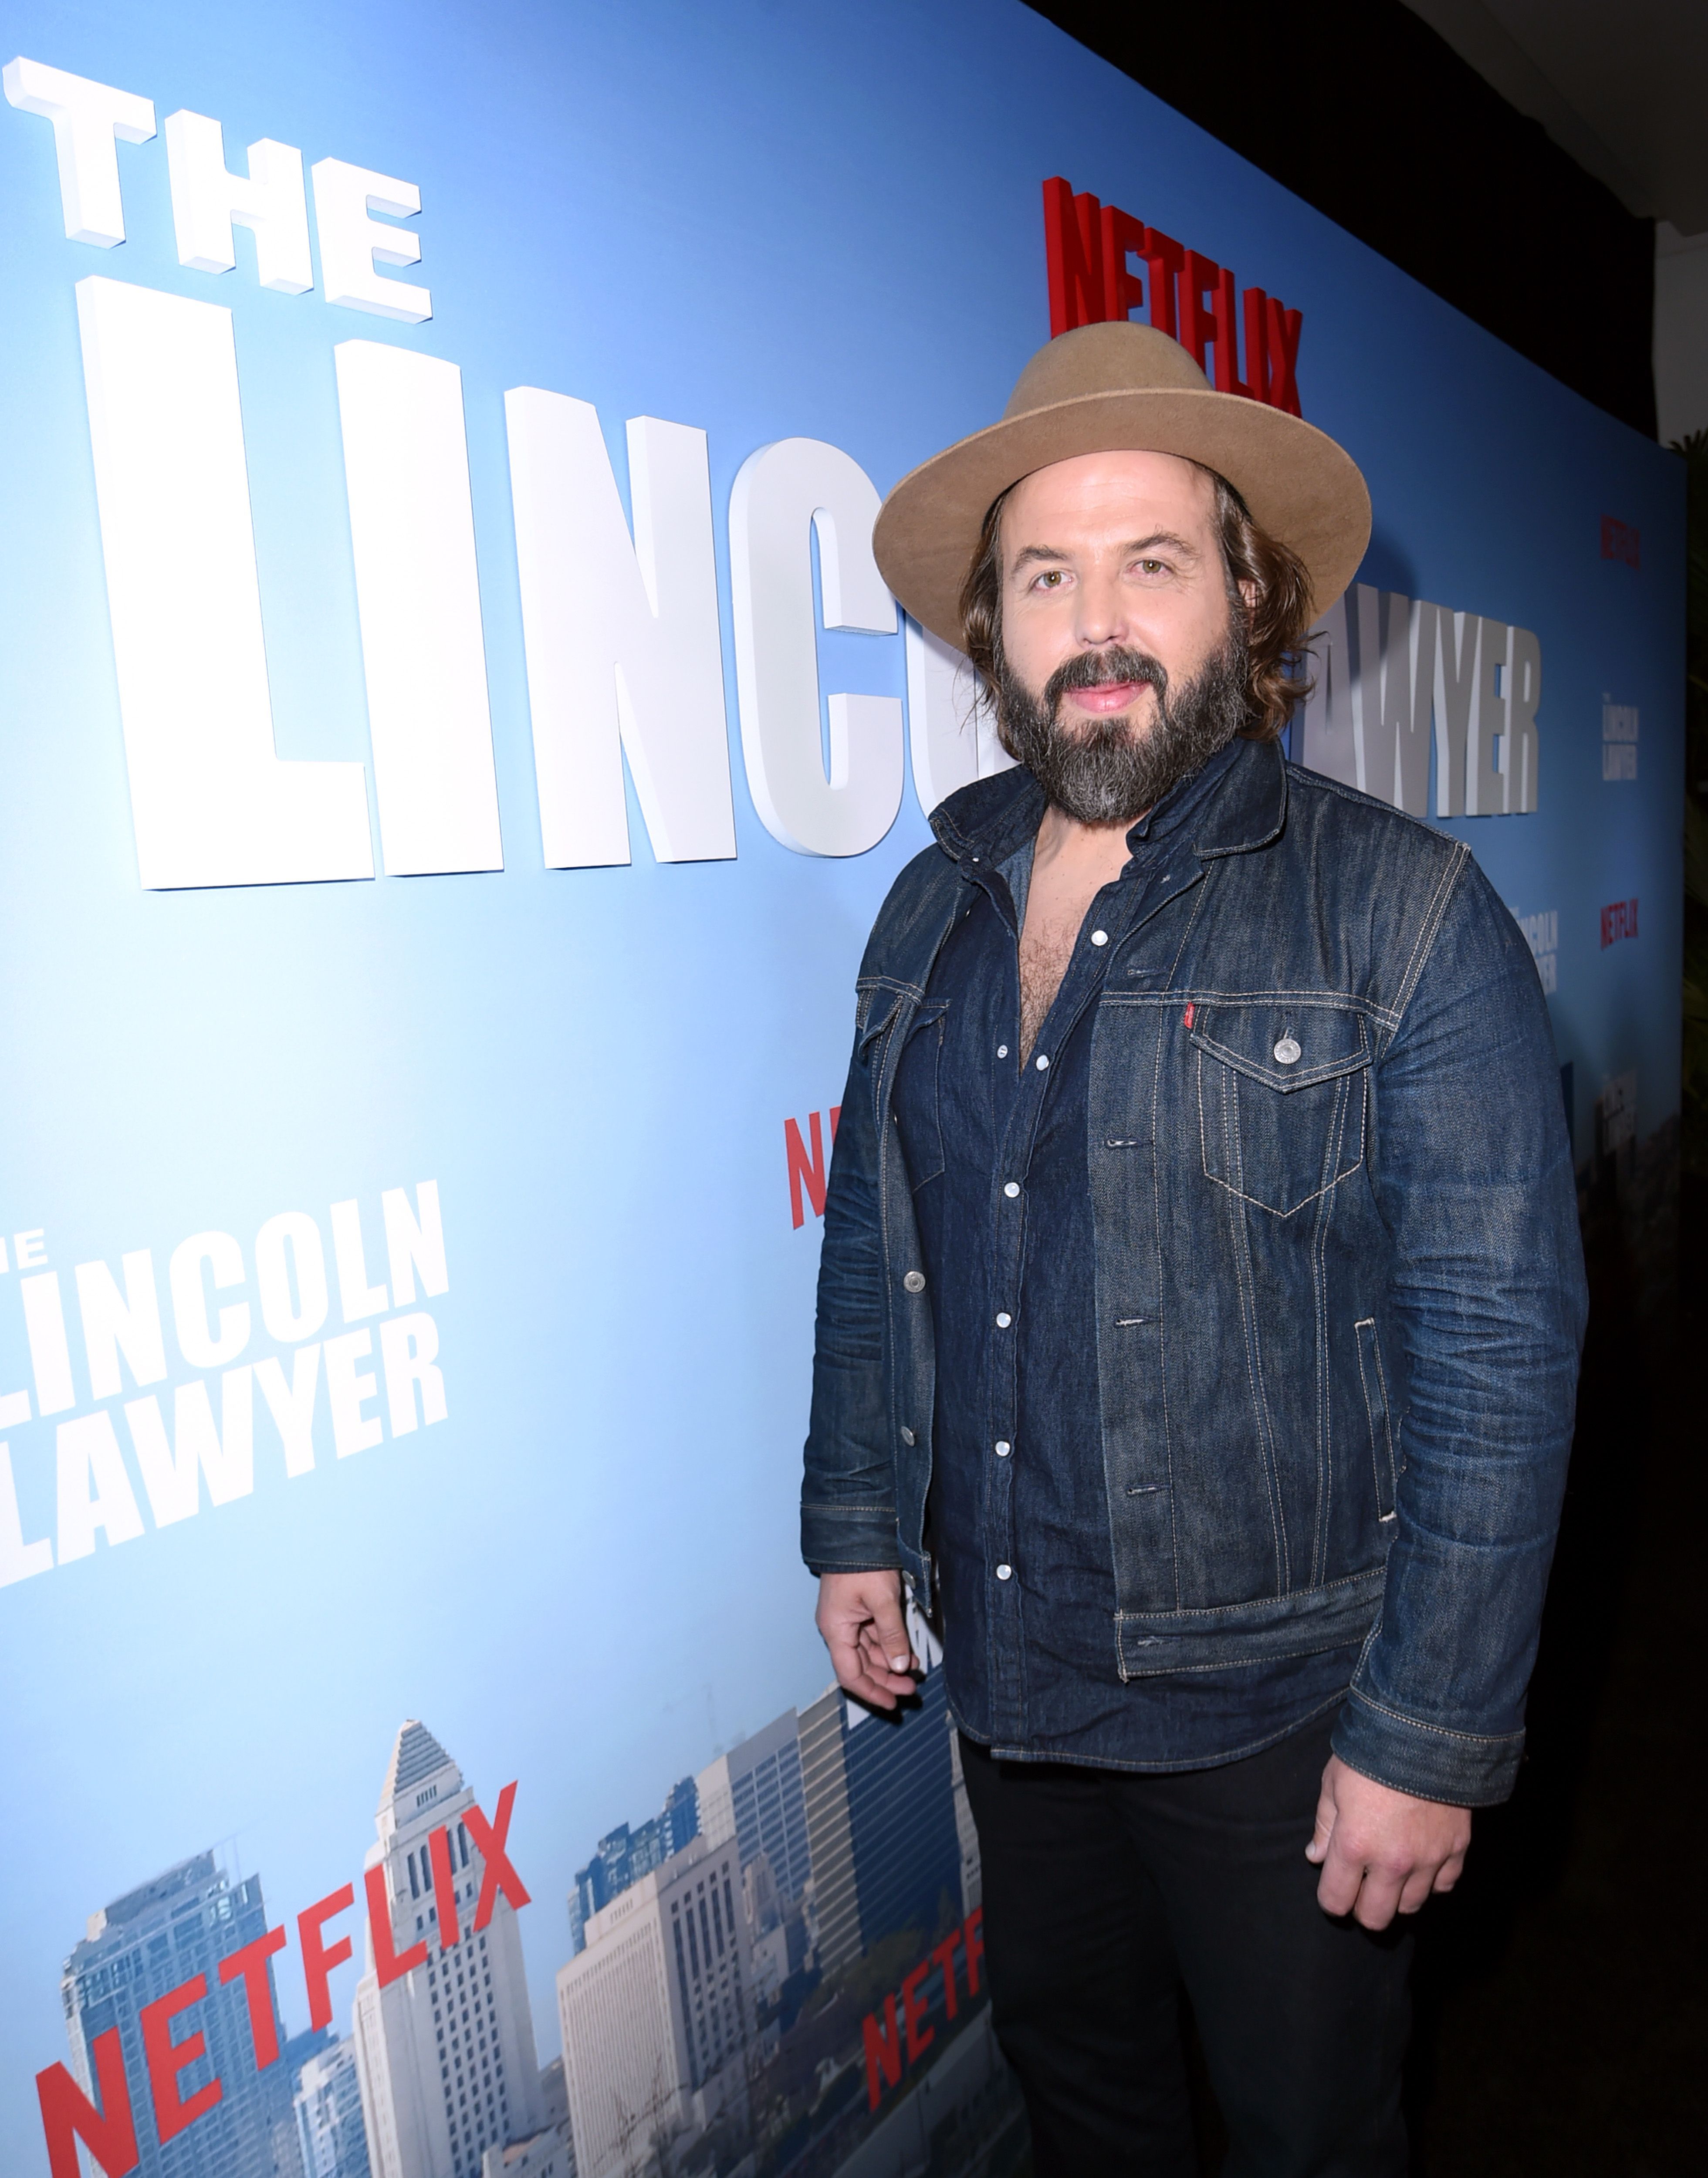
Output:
top-left (1223, 1068), bottom-right (1290, 1592)
top-left (1113, 1564), bottom-right (1386, 1618)
top-left (1309, 1080), bottom-right (1348, 1587)
top-left (1387, 845), bottom-right (1469, 1032)
top-left (1353, 1317), bottom-right (1398, 1519)
top-left (1346, 1687), bottom-right (1523, 1745)
top-left (1148, 997), bottom-right (1182, 1613)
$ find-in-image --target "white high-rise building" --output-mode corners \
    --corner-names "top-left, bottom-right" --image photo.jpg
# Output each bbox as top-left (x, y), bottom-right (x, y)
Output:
top-left (556, 1834), bottom-right (752, 2178)
top-left (694, 1710), bottom-right (811, 1904)
top-left (295, 2035), bottom-right (372, 2177)
top-left (353, 1721), bottom-right (546, 2178)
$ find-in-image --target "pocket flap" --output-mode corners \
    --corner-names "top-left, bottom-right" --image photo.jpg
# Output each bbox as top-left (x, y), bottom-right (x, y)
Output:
top-left (856, 983), bottom-right (906, 1057)
top-left (1115, 1563), bottom-right (1386, 1677)
top-left (1189, 1004), bottom-right (1370, 1092)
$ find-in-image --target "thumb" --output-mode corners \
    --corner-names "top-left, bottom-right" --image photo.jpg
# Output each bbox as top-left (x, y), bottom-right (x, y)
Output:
top-left (867, 1586), bottom-right (914, 1674)
top-left (1305, 1765), bottom-right (1338, 1865)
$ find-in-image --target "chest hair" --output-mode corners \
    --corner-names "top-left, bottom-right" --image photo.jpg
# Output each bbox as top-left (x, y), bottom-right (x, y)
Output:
top-left (1019, 903), bottom-right (1092, 1060)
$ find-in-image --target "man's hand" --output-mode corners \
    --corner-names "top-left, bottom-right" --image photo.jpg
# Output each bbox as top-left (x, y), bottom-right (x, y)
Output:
top-left (1306, 1754), bottom-right (1471, 1930)
top-left (816, 1571), bottom-right (920, 1710)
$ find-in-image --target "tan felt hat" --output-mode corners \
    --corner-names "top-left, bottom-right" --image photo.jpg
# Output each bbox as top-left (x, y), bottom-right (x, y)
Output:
top-left (873, 321), bottom-right (1371, 646)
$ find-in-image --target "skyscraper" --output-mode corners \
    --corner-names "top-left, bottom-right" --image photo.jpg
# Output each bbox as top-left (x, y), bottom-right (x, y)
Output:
top-left (555, 1834), bottom-right (752, 2178)
top-left (61, 1853), bottom-right (292, 2178)
top-left (798, 1664), bottom-right (964, 1977)
top-left (352, 1721), bottom-right (546, 2178)
top-left (695, 1709), bottom-right (811, 1904)
top-left (567, 1776), bottom-right (699, 1956)
top-left (295, 2036), bottom-right (373, 2178)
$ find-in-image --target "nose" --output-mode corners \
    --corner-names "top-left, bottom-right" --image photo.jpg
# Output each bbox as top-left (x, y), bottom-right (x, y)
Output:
top-left (1073, 564), bottom-right (1130, 649)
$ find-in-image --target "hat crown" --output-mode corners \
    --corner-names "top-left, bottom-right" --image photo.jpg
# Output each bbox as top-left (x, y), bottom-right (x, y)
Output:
top-left (1002, 321), bottom-right (1211, 421)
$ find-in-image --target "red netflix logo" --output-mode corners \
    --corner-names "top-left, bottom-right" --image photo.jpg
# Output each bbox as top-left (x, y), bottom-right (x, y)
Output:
top-left (36, 1786), bottom-right (530, 2178)
top-left (785, 1105), bottom-right (842, 1229)
top-left (1043, 176), bottom-right (1302, 416)
top-left (1600, 898), bottom-right (1639, 948)
top-left (862, 1908), bottom-right (984, 2110)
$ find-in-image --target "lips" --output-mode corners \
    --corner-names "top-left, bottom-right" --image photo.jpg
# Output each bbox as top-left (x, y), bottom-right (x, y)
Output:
top-left (1063, 680), bottom-right (1149, 714)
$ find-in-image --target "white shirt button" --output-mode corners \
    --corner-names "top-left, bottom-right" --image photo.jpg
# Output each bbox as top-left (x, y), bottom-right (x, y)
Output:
top-left (1035, 1053), bottom-right (1050, 1070)
top-left (1091, 929), bottom-right (1108, 946)
top-left (996, 1563), bottom-right (1013, 1581)
top-left (995, 1441), bottom-right (1011, 1457)
top-left (1004, 1181), bottom-right (1021, 1198)
top-left (900, 1426), bottom-right (916, 1445)
top-left (995, 1311), bottom-right (1012, 1328)
top-left (996, 1043), bottom-right (1009, 1059)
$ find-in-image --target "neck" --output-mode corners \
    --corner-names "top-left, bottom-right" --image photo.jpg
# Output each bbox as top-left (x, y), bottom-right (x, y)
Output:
top-left (1033, 798), bottom-right (1143, 879)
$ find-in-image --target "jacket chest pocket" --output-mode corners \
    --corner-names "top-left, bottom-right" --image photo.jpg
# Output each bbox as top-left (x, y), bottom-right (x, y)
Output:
top-left (1192, 1004), bottom-right (1370, 1218)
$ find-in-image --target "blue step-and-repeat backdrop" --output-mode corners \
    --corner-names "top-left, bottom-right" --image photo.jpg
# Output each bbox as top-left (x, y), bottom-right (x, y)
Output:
top-left (0, 4), bottom-right (1682, 2175)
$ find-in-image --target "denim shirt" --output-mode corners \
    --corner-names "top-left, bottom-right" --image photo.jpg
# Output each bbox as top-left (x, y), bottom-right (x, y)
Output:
top-left (893, 744), bottom-right (1358, 1769)
top-left (802, 739), bottom-right (1587, 1806)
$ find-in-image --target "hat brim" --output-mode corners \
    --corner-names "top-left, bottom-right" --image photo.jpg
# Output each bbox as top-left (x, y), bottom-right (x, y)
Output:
top-left (873, 386), bottom-right (1371, 647)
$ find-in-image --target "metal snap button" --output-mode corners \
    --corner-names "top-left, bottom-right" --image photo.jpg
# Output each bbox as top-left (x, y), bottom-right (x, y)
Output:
top-left (903, 1270), bottom-right (926, 1292)
top-left (1274, 1036), bottom-right (1302, 1065)
top-left (900, 1425), bottom-right (916, 1445)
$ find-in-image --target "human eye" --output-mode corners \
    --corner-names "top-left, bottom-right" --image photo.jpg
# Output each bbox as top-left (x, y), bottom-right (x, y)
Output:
top-left (1132, 555), bottom-right (1171, 579)
top-left (1029, 566), bottom-right (1069, 591)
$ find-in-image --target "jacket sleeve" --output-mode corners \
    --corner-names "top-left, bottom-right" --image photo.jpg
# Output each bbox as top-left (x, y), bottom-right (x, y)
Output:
top-left (1333, 854), bottom-right (1588, 1806)
top-left (800, 995), bottom-right (902, 1575)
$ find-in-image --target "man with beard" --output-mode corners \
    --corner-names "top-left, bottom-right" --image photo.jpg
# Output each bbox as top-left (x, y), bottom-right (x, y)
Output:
top-left (801, 323), bottom-right (1585, 2175)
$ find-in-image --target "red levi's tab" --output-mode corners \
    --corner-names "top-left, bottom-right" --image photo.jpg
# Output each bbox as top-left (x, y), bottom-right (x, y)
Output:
top-left (1184, 1003), bottom-right (1195, 1029)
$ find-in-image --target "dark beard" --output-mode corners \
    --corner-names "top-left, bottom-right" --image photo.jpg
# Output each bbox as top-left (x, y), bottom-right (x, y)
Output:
top-left (994, 625), bottom-right (1252, 826)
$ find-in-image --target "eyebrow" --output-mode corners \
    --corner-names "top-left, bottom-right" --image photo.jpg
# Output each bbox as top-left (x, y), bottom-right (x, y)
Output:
top-left (1008, 531), bottom-right (1202, 573)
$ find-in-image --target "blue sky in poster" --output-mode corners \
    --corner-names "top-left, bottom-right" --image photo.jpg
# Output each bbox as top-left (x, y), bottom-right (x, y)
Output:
top-left (0, 0), bottom-right (1682, 2157)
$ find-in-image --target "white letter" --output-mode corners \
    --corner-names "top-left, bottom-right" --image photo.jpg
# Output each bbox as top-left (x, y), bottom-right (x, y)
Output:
top-left (163, 111), bottom-right (311, 293)
top-left (381, 1312), bottom-right (446, 1435)
top-left (76, 1251), bottom-right (167, 1399)
top-left (1433, 610), bottom-right (1478, 818)
top-left (254, 1213), bottom-right (329, 1342)
top-left (1298, 593), bottom-right (1357, 788)
top-left (21, 1272), bottom-right (75, 1415)
top-left (3, 57), bottom-right (155, 246)
top-left (334, 343), bottom-right (502, 874)
top-left (382, 1183), bottom-right (447, 1306)
top-left (1505, 626), bottom-right (1540, 813)
top-left (731, 438), bottom-right (903, 857)
top-left (0, 1445), bottom-right (53, 1586)
top-left (310, 158), bottom-right (430, 322)
top-left (169, 1232), bottom-right (250, 1369)
top-left (1396, 600), bottom-right (1437, 819)
top-left (330, 1201), bottom-right (388, 1321)
top-left (125, 1370), bottom-right (254, 1525)
top-left (1464, 619), bottom-right (1509, 817)
top-left (76, 276), bottom-right (373, 887)
top-left (905, 618), bottom-right (1012, 813)
top-left (324, 1330), bottom-right (382, 1456)
top-left (506, 389), bottom-right (735, 868)
top-left (255, 1346), bottom-right (320, 1477)
top-left (56, 1411), bottom-right (145, 1560)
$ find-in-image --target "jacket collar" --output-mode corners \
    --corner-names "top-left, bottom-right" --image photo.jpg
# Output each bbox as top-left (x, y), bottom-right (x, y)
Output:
top-left (929, 734), bottom-right (1289, 868)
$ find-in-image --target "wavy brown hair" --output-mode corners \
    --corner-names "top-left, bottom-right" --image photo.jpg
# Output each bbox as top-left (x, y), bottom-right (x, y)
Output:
top-left (957, 464), bottom-right (1316, 741)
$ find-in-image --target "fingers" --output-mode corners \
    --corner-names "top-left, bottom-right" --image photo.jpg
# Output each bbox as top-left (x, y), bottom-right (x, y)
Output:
top-left (1312, 1821), bottom-right (1367, 1919)
top-left (1303, 1765), bottom-right (1338, 1867)
top-left (815, 1572), bottom-right (919, 1711)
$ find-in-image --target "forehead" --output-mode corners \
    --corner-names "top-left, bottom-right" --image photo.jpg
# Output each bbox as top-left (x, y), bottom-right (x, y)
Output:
top-left (1001, 449), bottom-right (1214, 554)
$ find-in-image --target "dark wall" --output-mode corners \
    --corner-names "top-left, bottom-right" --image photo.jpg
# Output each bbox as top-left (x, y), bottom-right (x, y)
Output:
top-left (1030, 0), bottom-right (1657, 438)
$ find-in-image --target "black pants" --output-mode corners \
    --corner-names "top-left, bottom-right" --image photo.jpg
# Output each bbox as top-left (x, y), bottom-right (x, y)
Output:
top-left (958, 1715), bottom-right (1410, 2178)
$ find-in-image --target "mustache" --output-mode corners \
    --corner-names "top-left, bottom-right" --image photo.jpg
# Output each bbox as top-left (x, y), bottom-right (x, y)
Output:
top-left (1042, 646), bottom-right (1169, 717)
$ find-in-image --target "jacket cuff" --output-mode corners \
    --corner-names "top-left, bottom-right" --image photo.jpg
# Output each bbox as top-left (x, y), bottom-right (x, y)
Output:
top-left (801, 1500), bottom-right (900, 1573)
top-left (1332, 1688), bottom-right (1524, 1807)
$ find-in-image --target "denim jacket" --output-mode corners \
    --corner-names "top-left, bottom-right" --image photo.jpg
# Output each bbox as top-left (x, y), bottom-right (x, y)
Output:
top-left (802, 740), bottom-right (1587, 1805)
